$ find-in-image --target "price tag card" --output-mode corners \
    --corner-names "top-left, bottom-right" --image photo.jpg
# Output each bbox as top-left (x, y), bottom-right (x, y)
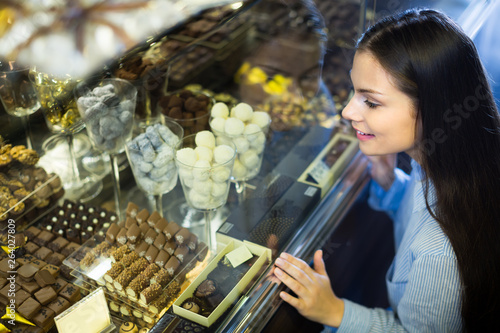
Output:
top-left (55, 287), bottom-right (114, 333)
top-left (308, 161), bottom-right (330, 184)
top-left (226, 245), bottom-right (253, 268)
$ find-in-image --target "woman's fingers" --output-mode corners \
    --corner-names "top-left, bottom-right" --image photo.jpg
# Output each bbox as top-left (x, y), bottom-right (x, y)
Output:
top-left (274, 266), bottom-right (309, 298)
top-left (313, 250), bottom-right (327, 276)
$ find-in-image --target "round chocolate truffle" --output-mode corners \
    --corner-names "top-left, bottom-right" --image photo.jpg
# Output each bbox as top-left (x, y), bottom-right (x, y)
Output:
top-left (195, 279), bottom-right (218, 298)
top-left (120, 322), bottom-right (139, 333)
top-left (181, 298), bottom-right (201, 314)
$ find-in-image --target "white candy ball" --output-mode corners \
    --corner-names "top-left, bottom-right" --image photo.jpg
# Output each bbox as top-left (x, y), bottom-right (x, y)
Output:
top-left (213, 145), bottom-right (235, 164)
top-left (224, 118), bottom-right (245, 136)
top-left (232, 159), bottom-right (247, 179)
top-left (211, 166), bottom-right (231, 182)
top-left (195, 130), bottom-right (216, 149)
top-left (183, 176), bottom-right (194, 189)
top-left (192, 160), bottom-right (211, 181)
top-left (251, 111), bottom-right (271, 129)
top-left (193, 179), bottom-right (213, 196)
top-left (211, 102), bottom-right (229, 118)
top-left (176, 148), bottom-right (197, 166)
top-left (178, 166), bottom-right (194, 182)
top-left (240, 149), bottom-right (260, 170)
top-left (244, 124), bottom-right (262, 138)
top-left (210, 117), bottom-right (226, 134)
top-left (250, 132), bottom-right (266, 151)
top-left (211, 181), bottom-right (227, 198)
top-left (216, 136), bottom-right (232, 146)
top-left (189, 189), bottom-right (210, 209)
top-left (231, 103), bottom-right (253, 122)
top-left (195, 146), bottom-right (213, 162)
top-left (233, 136), bottom-right (249, 154)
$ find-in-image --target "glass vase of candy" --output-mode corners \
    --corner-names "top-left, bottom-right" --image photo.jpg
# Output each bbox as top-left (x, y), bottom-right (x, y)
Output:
top-left (174, 131), bottom-right (236, 255)
top-left (30, 69), bottom-right (103, 201)
top-left (75, 78), bottom-right (137, 220)
top-left (209, 102), bottom-right (271, 202)
top-left (125, 119), bottom-right (183, 216)
top-left (0, 61), bottom-right (40, 150)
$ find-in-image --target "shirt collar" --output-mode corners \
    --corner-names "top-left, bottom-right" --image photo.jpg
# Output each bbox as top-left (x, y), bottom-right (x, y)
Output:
top-left (411, 159), bottom-right (437, 213)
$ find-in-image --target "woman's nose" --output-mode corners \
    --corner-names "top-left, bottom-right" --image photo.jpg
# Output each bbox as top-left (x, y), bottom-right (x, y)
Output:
top-left (341, 98), bottom-right (360, 122)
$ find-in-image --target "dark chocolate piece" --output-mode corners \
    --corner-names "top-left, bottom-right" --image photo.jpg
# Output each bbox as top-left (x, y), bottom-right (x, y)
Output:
top-left (24, 241), bottom-right (40, 254)
top-left (61, 242), bottom-right (80, 257)
top-left (195, 279), bottom-right (217, 297)
top-left (33, 230), bottom-right (54, 247)
top-left (181, 298), bottom-right (201, 314)
top-left (25, 226), bottom-right (42, 240)
top-left (45, 252), bottom-right (65, 267)
top-left (126, 274), bottom-right (150, 299)
top-left (121, 251), bottom-right (140, 267)
top-left (47, 236), bottom-right (69, 252)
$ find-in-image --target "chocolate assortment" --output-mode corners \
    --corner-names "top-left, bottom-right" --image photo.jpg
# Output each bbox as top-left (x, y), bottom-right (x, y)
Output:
top-left (0, 143), bottom-right (63, 229)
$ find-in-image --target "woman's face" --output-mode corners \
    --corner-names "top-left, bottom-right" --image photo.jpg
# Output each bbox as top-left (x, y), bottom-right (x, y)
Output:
top-left (342, 51), bottom-right (419, 157)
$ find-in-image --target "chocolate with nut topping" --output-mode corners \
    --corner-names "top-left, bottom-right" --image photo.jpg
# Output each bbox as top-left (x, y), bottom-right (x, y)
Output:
top-left (140, 283), bottom-right (161, 305)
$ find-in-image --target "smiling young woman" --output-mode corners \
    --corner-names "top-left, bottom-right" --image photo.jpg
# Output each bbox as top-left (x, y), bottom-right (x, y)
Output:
top-left (274, 8), bottom-right (500, 332)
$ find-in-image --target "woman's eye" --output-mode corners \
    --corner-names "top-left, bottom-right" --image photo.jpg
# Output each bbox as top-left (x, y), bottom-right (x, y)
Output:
top-left (364, 100), bottom-right (379, 108)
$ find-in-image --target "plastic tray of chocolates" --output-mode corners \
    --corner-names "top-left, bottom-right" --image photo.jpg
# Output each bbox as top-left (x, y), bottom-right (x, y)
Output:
top-left (0, 143), bottom-right (64, 231)
top-left (173, 239), bottom-right (271, 327)
top-left (62, 202), bottom-right (209, 321)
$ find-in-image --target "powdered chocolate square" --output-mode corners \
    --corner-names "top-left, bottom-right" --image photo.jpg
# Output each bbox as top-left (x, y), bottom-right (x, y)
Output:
top-left (33, 247), bottom-right (53, 261)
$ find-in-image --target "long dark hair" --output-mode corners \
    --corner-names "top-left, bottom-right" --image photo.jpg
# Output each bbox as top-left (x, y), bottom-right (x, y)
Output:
top-left (357, 9), bottom-right (500, 331)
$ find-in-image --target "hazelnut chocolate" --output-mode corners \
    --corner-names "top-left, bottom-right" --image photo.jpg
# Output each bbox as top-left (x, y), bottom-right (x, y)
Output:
top-left (104, 262), bottom-right (124, 283)
top-left (139, 283), bottom-right (161, 305)
top-left (121, 251), bottom-right (140, 267)
top-left (111, 244), bottom-right (131, 262)
top-left (150, 269), bottom-right (171, 288)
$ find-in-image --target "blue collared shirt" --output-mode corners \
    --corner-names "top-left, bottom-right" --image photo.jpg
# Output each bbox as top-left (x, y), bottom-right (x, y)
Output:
top-left (324, 160), bottom-right (463, 332)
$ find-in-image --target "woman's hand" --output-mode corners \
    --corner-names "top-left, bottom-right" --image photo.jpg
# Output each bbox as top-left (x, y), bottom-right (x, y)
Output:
top-left (367, 154), bottom-right (397, 191)
top-left (274, 250), bottom-right (344, 327)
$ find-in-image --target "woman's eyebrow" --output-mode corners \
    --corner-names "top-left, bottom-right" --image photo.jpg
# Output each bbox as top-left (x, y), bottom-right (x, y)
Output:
top-left (356, 88), bottom-right (384, 95)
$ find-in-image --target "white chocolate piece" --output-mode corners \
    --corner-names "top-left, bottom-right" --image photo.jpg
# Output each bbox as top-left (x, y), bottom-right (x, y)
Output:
top-left (213, 144), bottom-right (235, 164)
top-left (232, 159), bottom-right (247, 179)
top-left (189, 189), bottom-right (210, 209)
top-left (244, 123), bottom-right (262, 137)
top-left (211, 181), bottom-right (227, 198)
top-left (231, 103), bottom-right (253, 122)
top-left (240, 149), bottom-right (260, 170)
top-left (211, 166), bottom-right (231, 182)
top-left (193, 179), bottom-right (213, 196)
top-left (192, 160), bottom-right (211, 181)
top-left (250, 132), bottom-right (266, 152)
top-left (251, 111), bottom-right (271, 128)
top-left (195, 146), bottom-right (213, 162)
top-left (195, 130), bottom-right (216, 149)
top-left (211, 102), bottom-right (229, 118)
top-left (233, 136), bottom-right (250, 154)
top-left (210, 117), bottom-right (226, 134)
top-left (224, 118), bottom-right (245, 136)
top-left (176, 148), bottom-right (196, 166)
top-left (216, 136), bottom-right (233, 146)
top-left (178, 166), bottom-right (194, 182)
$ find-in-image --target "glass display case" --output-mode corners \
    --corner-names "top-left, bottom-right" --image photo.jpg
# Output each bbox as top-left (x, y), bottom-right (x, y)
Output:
top-left (0, 0), bottom-right (496, 332)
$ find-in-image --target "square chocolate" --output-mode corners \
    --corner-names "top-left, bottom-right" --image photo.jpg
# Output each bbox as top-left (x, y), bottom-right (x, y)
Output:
top-left (33, 231), bottom-right (54, 247)
top-left (52, 278), bottom-right (68, 293)
top-left (0, 258), bottom-right (19, 275)
top-left (33, 247), bottom-right (53, 261)
top-left (59, 284), bottom-right (81, 303)
top-left (24, 241), bottom-right (40, 254)
top-left (28, 259), bottom-right (47, 270)
top-left (32, 306), bottom-right (55, 328)
top-left (14, 289), bottom-right (31, 305)
top-left (21, 280), bottom-right (40, 294)
top-left (34, 269), bottom-right (55, 288)
top-left (47, 296), bottom-right (70, 315)
top-left (34, 286), bottom-right (57, 305)
top-left (47, 236), bottom-right (69, 253)
top-left (24, 226), bottom-right (42, 240)
top-left (18, 297), bottom-right (41, 319)
top-left (41, 264), bottom-right (60, 278)
top-left (61, 242), bottom-right (80, 257)
top-left (45, 252), bottom-right (65, 267)
top-left (17, 263), bottom-right (38, 282)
